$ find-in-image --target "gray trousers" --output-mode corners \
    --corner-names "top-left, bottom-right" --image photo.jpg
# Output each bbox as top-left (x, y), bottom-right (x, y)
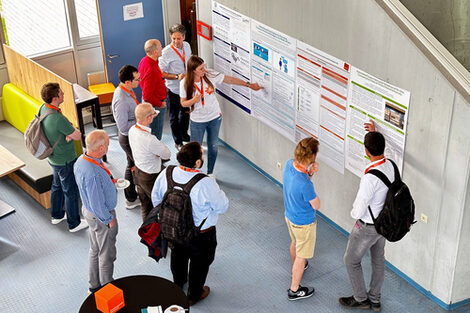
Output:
top-left (344, 220), bottom-right (386, 303)
top-left (82, 207), bottom-right (118, 290)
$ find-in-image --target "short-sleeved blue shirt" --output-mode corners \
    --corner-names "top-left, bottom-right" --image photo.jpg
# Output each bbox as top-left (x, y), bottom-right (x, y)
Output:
top-left (283, 159), bottom-right (317, 225)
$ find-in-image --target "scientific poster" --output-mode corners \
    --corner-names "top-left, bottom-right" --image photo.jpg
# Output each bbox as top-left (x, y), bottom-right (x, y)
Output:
top-left (345, 67), bottom-right (410, 177)
top-left (212, 2), bottom-right (252, 112)
top-left (295, 41), bottom-right (350, 174)
top-left (250, 19), bottom-right (297, 142)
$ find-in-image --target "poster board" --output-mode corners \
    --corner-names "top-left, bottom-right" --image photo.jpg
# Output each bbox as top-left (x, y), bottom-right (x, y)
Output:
top-left (211, 1), bottom-right (411, 176)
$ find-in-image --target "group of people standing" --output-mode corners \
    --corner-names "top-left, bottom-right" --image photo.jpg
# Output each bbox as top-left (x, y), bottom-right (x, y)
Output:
top-left (39, 22), bottom-right (388, 310)
top-left (39, 24), bottom-right (261, 304)
top-left (283, 121), bottom-right (390, 312)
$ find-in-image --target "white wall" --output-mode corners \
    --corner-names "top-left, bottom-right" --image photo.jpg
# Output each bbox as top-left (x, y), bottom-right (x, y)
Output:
top-left (197, 0), bottom-right (470, 305)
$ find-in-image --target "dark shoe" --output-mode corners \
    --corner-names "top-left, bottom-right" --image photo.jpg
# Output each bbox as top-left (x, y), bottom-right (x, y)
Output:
top-left (304, 260), bottom-right (309, 270)
top-left (125, 199), bottom-right (141, 209)
top-left (339, 296), bottom-right (371, 309)
top-left (371, 301), bottom-right (381, 312)
top-left (182, 135), bottom-right (191, 142)
top-left (88, 286), bottom-right (102, 294)
top-left (175, 143), bottom-right (183, 151)
top-left (189, 286), bottom-right (210, 306)
top-left (287, 285), bottom-right (314, 301)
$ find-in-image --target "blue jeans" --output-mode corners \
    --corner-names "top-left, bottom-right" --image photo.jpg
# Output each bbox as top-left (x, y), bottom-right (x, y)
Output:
top-left (190, 116), bottom-right (222, 174)
top-left (50, 159), bottom-right (80, 229)
top-left (149, 106), bottom-right (167, 140)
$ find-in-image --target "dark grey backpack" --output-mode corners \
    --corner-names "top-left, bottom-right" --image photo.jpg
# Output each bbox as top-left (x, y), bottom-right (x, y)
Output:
top-left (24, 104), bottom-right (61, 159)
top-left (158, 165), bottom-right (207, 245)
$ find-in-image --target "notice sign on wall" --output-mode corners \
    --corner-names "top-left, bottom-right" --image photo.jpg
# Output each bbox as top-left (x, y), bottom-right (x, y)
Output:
top-left (123, 2), bottom-right (143, 21)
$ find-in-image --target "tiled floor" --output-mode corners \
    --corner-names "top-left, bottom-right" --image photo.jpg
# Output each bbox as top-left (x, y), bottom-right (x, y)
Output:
top-left (0, 121), bottom-right (468, 313)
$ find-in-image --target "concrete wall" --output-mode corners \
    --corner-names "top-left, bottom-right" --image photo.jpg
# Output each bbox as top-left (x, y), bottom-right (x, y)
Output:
top-left (197, 0), bottom-right (470, 305)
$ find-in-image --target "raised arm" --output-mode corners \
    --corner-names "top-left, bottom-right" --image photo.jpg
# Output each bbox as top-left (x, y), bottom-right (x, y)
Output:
top-left (222, 75), bottom-right (263, 91)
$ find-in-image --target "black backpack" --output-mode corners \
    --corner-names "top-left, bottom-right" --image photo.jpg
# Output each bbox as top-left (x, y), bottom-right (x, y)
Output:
top-left (158, 165), bottom-right (207, 245)
top-left (367, 159), bottom-right (416, 242)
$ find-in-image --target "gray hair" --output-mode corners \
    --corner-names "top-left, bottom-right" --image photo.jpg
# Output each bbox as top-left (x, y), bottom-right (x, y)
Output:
top-left (169, 24), bottom-right (186, 36)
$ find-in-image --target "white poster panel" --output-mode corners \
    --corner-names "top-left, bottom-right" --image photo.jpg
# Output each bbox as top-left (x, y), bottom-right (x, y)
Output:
top-left (250, 19), bottom-right (297, 142)
top-left (345, 67), bottom-right (410, 177)
top-left (295, 41), bottom-right (350, 174)
top-left (212, 2), bottom-right (252, 112)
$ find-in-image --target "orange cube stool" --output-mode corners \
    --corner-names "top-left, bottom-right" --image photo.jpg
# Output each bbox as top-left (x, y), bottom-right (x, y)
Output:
top-left (94, 283), bottom-right (125, 313)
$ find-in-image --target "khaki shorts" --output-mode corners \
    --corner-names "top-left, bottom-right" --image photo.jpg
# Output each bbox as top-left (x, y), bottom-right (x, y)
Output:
top-left (285, 217), bottom-right (317, 259)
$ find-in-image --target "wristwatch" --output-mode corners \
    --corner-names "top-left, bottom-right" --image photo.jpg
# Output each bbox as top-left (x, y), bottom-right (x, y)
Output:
top-left (174, 74), bottom-right (178, 80)
top-left (245, 81), bottom-right (250, 87)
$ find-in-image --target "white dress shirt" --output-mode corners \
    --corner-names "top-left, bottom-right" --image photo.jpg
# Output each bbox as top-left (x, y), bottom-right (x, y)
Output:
top-left (159, 41), bottom-right (192, 94)
top-left (151, 166), bottom-right (229, 230)
top-left (351, 158), bottom-right (395, 223)
top-left (128, 123), bottom-right (171, 174)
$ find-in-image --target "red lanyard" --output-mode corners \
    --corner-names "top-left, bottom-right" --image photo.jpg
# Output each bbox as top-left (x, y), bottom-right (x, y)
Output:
top-left (293, 161), bottom-right (309, 175)
top-left (135, 124), bottom-right (150, 133)
top-left (364, 158), bottom-right (386, 174)
top-left (179, 166), bottom-right (200, 173)
top-left (171, 44), bottom-right (186, 71)
top-left (45, 104), bottom-right (62, 114)
top-left (194, 79), bottom-right (204, 106)
top-left (119, 85), bottom-right (139, 105)
top-left (83, 155), bottom-right (116, 183)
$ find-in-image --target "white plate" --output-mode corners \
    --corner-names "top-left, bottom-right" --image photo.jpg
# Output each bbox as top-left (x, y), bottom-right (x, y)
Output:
top-left (164, 305), bottom-right (185, 313)
top-left (115, 179), bottom-right (130, 190)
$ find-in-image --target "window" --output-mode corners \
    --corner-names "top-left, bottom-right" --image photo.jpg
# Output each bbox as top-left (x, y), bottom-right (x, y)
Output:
top-left (74, 0), bottom-right (99, 39)
top-left (399, 0), bottom-right (470, 73)
top-left (0, 0), bottom-right (100, 57)
top-left (2, 0), bottom-right (70, 56)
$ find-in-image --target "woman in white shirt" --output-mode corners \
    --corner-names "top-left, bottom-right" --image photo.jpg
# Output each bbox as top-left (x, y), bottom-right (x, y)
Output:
top-left (180, 56), bottom-right (262, 177)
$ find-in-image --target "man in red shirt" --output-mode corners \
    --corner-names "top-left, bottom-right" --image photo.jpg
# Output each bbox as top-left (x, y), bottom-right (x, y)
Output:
top-left (138, 39), bottom-right (167, 140)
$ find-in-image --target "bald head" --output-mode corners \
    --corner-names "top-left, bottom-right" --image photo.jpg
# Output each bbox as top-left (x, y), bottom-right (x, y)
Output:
top-left (85, 130), bottom-right (109, 156)
top-left (144, 39), bottom-right (162, 59)
top-left (135, 102), bottom-right (156, 124)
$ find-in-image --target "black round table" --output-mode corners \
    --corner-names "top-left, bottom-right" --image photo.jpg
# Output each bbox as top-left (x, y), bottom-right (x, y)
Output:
top-left (79, 275), bottom-right (189, 313)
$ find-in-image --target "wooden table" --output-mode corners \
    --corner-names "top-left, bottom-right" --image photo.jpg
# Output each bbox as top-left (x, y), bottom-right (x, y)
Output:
top-left (0, 145), bottom-right (25, 218)
top-left (79, 275), bottom-right (189, 313)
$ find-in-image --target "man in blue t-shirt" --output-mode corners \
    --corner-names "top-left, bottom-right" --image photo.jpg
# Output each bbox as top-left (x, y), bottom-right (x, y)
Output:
top-left (283, 137), bottom-right (320, 301)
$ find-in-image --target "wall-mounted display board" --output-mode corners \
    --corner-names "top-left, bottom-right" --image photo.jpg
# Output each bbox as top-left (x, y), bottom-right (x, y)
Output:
top-left (250, 19), bottom-right (297, 142)
top-left (295, 41), bottom-right (350, 174)
top-left (212, 2), bottom-right (252, 112)
top-left (345, 67), bottom-right (410, 177)
top-left (211, 1), bottom-right (411, 177)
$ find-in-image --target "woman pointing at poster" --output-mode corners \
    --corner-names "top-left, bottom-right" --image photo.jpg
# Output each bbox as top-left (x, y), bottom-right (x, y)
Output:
top-left (180, 55), bottom-right (263, 178)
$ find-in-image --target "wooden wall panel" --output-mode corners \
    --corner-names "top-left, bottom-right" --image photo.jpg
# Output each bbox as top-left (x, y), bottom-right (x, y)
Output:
top-left (3, 45), bottom-right (78, 127)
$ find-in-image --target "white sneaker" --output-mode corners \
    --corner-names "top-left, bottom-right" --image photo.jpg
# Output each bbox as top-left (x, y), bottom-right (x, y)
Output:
top-left (207, 173), bottom-right (216, 180)
top-left (51, 215), bottom-right (67, 225)
top-left (125, 199), bottom-right (141, 209)
top-left (69, 219), bottom-right (88, 233)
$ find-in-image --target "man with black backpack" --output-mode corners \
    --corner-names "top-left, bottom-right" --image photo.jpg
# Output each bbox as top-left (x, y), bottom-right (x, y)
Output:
top-left (151, 142), bottom-right (228, 306)
top-left (339, 121), bottom-right (393, 312)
